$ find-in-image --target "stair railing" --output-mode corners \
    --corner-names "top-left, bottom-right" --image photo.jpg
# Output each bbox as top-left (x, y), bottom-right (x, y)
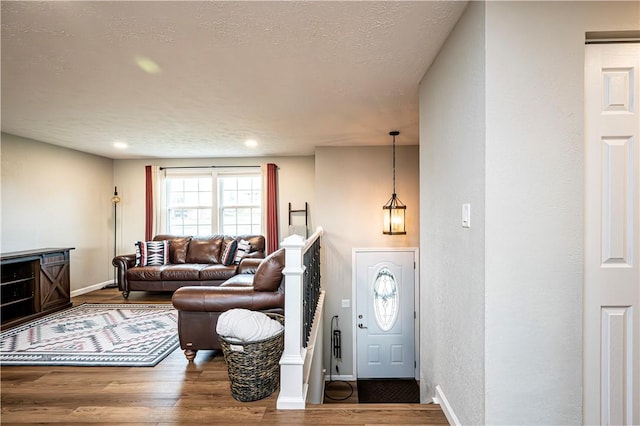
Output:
top-left (277, 226), bottom-right (325, 409)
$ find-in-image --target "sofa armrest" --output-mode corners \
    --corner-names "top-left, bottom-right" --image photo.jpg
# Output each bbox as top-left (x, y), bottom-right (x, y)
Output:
top-left (112, 254), bottom-right (136, 296)
top-left (236, 258), bottom-right (262, 274)
top-left (172, 286), bottom-right (284, 313)
top-left (113, 253), bottom-right (136, 269)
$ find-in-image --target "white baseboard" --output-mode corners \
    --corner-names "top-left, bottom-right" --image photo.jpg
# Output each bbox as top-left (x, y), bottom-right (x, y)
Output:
top-left (70, 281), bottom-right (113, 298)
top-left (434, 385), bottom-right (461, 426)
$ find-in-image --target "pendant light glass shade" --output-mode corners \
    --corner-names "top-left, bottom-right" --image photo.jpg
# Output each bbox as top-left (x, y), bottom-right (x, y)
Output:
top-left (383, 193), bottom-right (406, 235)
top-left (383, 131), bottom-right (406, 235)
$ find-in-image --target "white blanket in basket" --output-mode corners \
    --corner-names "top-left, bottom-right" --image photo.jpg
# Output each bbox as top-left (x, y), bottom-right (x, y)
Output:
top-left (216, 309), bottom-right (283, 343)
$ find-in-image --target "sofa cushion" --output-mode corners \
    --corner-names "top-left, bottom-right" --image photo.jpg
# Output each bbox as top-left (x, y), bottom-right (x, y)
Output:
top-left (235, 235), bottom-right (266, 259)
top-left (153, 235), bottom-right (191, 264)
top-left (170, 238), bottom-right (191, 264)
top-left (221, 274), bottom-right (255, 287)
top-left (127, 265), bottom-right (169, 281)
top-left (253, 249), bottom-right (285, 292)
top-left (135, 240), bottom-right (169, 266)
top-left (161, 264), bottom-right (207, 281)
top-left (199, 264), bottom-right (237, 281)
top-left (236, 258), bottom-right (262, 275)
top-left (186, 236), bottom-right (222, 264)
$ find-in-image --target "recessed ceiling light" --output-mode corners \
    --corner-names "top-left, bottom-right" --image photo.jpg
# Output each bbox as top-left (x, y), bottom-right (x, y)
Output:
top-left (114, 141), bottom-right (128, 149)
top-left (245, 139), bottom-right (258, 148)
top-left (134, 56), bottom-right (162, 75)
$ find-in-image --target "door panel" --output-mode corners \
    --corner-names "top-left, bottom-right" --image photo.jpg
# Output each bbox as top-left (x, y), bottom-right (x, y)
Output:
top-left (584, 43), bottom-right (639, 426)
top-left (355, 250), bottom-right (415, 378)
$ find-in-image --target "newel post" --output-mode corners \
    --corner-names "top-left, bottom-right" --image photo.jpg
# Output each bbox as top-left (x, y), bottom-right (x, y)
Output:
top-left (277, 233), bottom-right (307, 409)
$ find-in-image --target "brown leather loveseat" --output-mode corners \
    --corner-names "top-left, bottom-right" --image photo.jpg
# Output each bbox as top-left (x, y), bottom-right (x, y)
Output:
top-left (171, 248), bottom-right (285, 361)
top-left (112, 234), bottom-right (265, 299)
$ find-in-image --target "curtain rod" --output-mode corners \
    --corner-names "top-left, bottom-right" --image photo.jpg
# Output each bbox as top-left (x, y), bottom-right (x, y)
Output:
top-left (159, 165), bottom-right (260, 170)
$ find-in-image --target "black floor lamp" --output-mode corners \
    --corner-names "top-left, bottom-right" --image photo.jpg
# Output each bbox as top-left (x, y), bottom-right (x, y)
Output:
top-left (106, 187), bottom-right (121, 288)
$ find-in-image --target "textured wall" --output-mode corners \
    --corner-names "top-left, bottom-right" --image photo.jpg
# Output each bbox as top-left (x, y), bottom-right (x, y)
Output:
top-left (418, 2), bottom-right (486, 424)
top-left (0, 133), bottom-right (114, 291)
top-left (315, 146), bottom-right (420, 377)
top-left (420, 1), bottom-right (639, 425)
top-left (484, 2), bottom-right (639, 424)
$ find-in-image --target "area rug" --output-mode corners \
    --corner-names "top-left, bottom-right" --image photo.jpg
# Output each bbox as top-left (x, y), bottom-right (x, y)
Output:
top-left (0, 303), bottom-right (178, 367)
top-left (357, 378), bottom-right (420, 403)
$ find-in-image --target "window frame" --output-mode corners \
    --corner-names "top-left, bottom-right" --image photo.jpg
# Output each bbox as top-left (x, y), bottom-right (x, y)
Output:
top-left (217, 172), bottom-right (263, 236)
top-left (164, 168), bottom-right (263, 237)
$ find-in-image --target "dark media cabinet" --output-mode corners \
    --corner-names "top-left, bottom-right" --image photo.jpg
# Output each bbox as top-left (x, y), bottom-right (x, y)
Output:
top-left (1, 248), bottom-right (73, 329)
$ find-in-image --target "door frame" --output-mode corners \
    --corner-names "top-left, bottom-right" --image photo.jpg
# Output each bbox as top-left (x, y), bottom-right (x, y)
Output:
top-left (352, 247), bottom-right (420, 380)
top-left (583, 41), bottom-right (640, 425)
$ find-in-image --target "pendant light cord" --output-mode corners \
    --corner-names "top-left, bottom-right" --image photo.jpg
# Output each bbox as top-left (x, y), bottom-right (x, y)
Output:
top-left (392, 133), bottom-right (396, 195)
top-left (390, 131), bottom-right (399, 197)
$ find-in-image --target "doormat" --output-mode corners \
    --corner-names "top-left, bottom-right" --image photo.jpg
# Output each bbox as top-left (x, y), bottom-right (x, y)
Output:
top-left (0, 303), bottom-right (178, 367)
top-left (357, 378), bottom-right (420, 403)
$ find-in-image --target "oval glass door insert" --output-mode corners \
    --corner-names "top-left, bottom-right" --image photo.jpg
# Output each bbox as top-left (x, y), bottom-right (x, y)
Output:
top-left (373, 267), bottom-right (399, 331)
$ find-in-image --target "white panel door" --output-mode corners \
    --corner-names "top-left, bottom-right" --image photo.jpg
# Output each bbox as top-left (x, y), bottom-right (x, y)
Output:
top-left (584, 43), bottom-right (640, 426)
top-left (355, 250), bottom-right (415, 378)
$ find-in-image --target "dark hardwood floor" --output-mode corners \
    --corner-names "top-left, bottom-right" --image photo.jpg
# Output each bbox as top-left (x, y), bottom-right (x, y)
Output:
top-left (1, 287), bottom-right (448, 424)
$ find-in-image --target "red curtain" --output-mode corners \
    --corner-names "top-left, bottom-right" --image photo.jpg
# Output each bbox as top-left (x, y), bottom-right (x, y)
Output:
top-left (145, 165), bottom-right (153, 241)
top-left (267, 163), bottom-right (278, 254)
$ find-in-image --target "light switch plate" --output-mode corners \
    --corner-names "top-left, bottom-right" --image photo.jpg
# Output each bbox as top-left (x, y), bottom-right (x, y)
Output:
top-left (462, 204), bottom-right (471, 228)
top-left (341, 299), bottom-right (350, 308)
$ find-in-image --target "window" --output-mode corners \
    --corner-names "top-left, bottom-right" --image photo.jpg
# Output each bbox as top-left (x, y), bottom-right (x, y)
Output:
top-left (165, 170), bottom-right (261, 236)
top-left (166, 174), bottom-right (213, 236)
top-left (219, 175), bottom-right (262, 235)
top-left (373, 267), bottom-right (399, 331)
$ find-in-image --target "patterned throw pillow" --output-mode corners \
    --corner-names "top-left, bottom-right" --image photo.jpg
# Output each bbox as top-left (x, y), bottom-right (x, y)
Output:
top-left (234, 239), bottom-right (251, 264)
top-left (135, 240), bottom-right (170, 266)
top-left (220, 240), bottom-right (238, 266)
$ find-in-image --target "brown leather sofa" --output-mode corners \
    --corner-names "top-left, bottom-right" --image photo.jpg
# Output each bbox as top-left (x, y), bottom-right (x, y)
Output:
top-left (112, 234), bottom-right (265, 299)
top-left (171, 248), bottom-right (285, 361)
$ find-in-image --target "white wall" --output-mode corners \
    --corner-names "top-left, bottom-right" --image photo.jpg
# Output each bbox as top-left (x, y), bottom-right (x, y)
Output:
top-left (113, 156), bottom-right (315, 253)
top-left (1, 133), bottom-right (115, 291)
top-left (484, 2), bottom-right (638, 424)
top-left (419, 2), bottom-right (485, 423)
top-left (419, 1), bottom-right (639, 424)
top-left (315, 145), bottom-right (419, 377)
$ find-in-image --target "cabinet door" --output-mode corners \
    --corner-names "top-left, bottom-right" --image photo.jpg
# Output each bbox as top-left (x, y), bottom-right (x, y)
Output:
top-left (0, 260), bottom-right (39, 325)
top-left (40, 252), bottom-right (71, 312)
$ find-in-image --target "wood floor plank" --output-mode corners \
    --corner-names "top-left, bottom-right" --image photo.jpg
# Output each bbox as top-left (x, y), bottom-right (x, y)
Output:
top-left (261, 405), bottom-right (450, 425)
top-left (1, 288), bottom-right (448, 425)
top-left (67, 405), bottom-right (267, 423)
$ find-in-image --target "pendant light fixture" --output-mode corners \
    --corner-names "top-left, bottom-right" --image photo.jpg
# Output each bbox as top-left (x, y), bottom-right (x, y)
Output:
top-left (383, 131), bottom-right (406, 235)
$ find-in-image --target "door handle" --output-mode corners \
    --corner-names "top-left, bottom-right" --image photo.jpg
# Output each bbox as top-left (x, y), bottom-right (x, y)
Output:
top-left (358, 323), bottom-right (368, 329)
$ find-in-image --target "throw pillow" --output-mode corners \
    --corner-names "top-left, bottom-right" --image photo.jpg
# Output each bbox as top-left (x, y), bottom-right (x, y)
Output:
top-left (234, 239), bottom-right (251, 264)
top-left (135, 240), bottom-right (170, 266)
top-left (221, 240), bottom-right (238, 266)
top-left (253, 248), bottom-right (285, 291)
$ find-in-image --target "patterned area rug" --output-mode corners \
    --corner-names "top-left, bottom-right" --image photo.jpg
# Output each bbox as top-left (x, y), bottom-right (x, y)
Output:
top-left (0, 303), bottom-right (178, 367)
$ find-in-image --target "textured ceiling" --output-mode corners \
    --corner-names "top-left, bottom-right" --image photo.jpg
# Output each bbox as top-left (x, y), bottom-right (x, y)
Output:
top-left (1, 1), bottom-right (467, 159)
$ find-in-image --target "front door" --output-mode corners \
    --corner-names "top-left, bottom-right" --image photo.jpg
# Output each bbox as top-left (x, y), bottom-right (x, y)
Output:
top-left (584, 42), bottom-right (640, 425)
top-left (355, 249), bottom-right (416, 378)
